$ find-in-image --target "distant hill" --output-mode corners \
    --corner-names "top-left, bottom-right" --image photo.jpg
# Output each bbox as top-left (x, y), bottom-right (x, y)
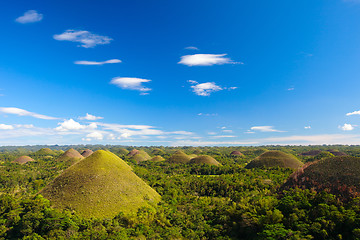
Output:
top-left (130, 150), bottom-right (151, 163)
top-left (39, 150), bottom-right (161, 218)
top-left (281, 156), bottom-right (360, 201)
top-left (13, 156), bottom-right (35, 164)
top-left (128, 149), bottom-right (140, 157)
top-left (189, 155), bottom-right (221, 166)
top-left (56, 148), bottom-right (84, 165)
top-left (35, 148), bottom-right (55, 155)
top-left (81, 149), bottom-right (93, 158)
top-left (300, 150), bottom-right (322, 156)
top-left (168, 150), bottom-right (191, 164)
top-left (151, 148), bottom-right (166, 156)
top-left (230, 151), bottom-right (244, 157)
top-left (150, 156), bottom-right (165, 162)
top-left (246, 150), bottom-right (303, 169)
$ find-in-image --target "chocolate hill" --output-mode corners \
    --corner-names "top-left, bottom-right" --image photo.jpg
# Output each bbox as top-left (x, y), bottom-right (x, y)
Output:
top-left (35, 148), bottom-right (55, 155)
top-left (130, 150), bottom-right (151, 163)
top-left (230, 151), bottom-right (244, 157)
top-left (13, 156), bottom-right (35, 164)
top-left (81, 149), bottom-right (93, 158)
top-left (246, 150), bottom-right (303, 169)
top-left (168, 150), bottom-right (192, 164)
top-left (39, 150), bottom-right (161, 218)
top-left (189, 155), bottom-right (221, 166)
top-left (56, 148), bottom-right (84, 165)
top-left (150, 156), bottom-right (165, 162)
top-left (281, 156), bottom-right (360, 201)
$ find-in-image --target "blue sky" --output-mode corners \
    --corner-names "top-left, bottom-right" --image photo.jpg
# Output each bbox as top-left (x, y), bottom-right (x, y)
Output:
top-left (1, 0), bottom-right (360, 146)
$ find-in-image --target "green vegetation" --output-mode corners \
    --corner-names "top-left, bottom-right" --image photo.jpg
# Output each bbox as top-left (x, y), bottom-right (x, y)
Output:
top-left (150, 155), bottom-right (165, 162)
top-left (1, 145), bottom-right (360, 239)
top-left (246, 150), bottom-right (303, 169)
top-left (189, 155), bottom-right (221, 166)
top-left (40, 150), bottom-right (161, 218)
top-left (168, 150), bottom-right (192, 164)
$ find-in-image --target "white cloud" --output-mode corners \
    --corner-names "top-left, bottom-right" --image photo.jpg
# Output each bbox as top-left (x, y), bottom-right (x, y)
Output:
top-left (110, 77), bottom-right (151, 93)
top-left (178, 54), bottom-right (240, 66)
top-left (79, 113), bottom-right (103, 121)
top-left (55, 119), bottom-right (97, 131)
top-left (16, 10), bottom-right (43, 23)
top-left (223, 129), bottom-right (233, 133)
top-left (250, 126), bottom-right (285, 132)
top-left (83, 132), bottom-right (104, 141)
top-left (0, 107), bottom-right (58, 120)
top-left (53, 30), bottom-right (112, 48)
top-left (346, 110), bottom-right (360, 116)
top-left (15, 124), bottom-right (34, 129)
top-left (287, 87), bottom-right (295, 91)
top-left (198, 113), bottom-right (218, 116)
top-left (74, 59), bottom-right (121, 65)
top-left (0, 124), bottom-right (14, 130)
top-left (185, 46), bottom-right (199, 50)
top-left (304, 126), bottom-right (311, 129)
top-left (189, 81), bottom-right (222, 96)
top-left (212, 135), bottom-right (236, 138)
top-left (339, 123), bottom-right (354, 131)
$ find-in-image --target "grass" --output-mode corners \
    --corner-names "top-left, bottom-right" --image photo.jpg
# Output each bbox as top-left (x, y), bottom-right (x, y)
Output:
top-left (13, 156), bottom-right (35, 164)
top-left (130, 150), bottom-right (151, 163)
top-left (39, 150), bottom-right (161, 218)
top-left (150, 156), bottom-right (165, 162)
top-left (189, 155), bottom-right (221, 166)
top-left (246, 150), bottom-right (303, 169)
top-left (35, 148), bottom-right (56, 155)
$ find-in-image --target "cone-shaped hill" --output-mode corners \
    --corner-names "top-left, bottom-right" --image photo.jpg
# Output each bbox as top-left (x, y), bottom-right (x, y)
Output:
top-left (13, 156), bottom-right (35, 164)
top-left (300, 150), bottom-right (322, 156)
top-left (56, 148), bottom-right (84, 165)
top-left (281, 156), bottom-right (360, 201)
top-left (150, 156), bottom-right (165, 162)
top-left (151, 148), bottom-right (166, 156)
top-left (130, 150), bottom-right (151, 163)
top-left (128, 149), bottom-right (140, 157)
top-left (189, 155), bottom-right (221, 166)
top-left (230, 151), bottom-right (244, 157)
top-left (168, 150), bottom-right (191, 164)
top-left (246, 150), bottom-right (303, 169)
top-left (117, 148), bottom-right (129, 156)
top-left (40, 150), bottom-right (161, 218)
top-left (35, 148), bottom-right (55, 155)
top-left (327, 149), bottom-right (347, 156)
top-left (81, 149), bottom-right (93, 158)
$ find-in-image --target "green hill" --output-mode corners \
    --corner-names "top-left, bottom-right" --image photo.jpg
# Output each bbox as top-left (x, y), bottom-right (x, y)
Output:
top-left (56, 148), bottom-right (84, 165)
top-left (81, 149), bottom-right (93, 157)
top-left (189, 155), bottom-right (221, 166)
top-left (128, 149), bottom-right (140, 157)
top-left (230, 151), bottom-right (244, 157)
top-left (130, 150), bottom-right (151, 163)
top-left (13, 156), bottom-right (35, 164)
top-left (151, 148), bottom-right (166, 156)
top-left (35, 148), bottom-right (55, 156)
top-left (168, 150), bottom-right (191, 164)
top-left (39, 150), bottom-right (161, 218)
top-left (246, 150), bottom-right (303, 169)
top-left (281, 156), bottom-right (360, 201)
top-left (150, 156), bottom-right (165, 162)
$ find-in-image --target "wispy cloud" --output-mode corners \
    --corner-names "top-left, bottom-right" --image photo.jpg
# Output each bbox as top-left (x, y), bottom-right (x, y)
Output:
top-left (0, 107), bottom-right (58, 120)
top-left (188, 81), bottom-right (222, 96)
top-left (178, 54), bottom-right (241, 66)
top-left (16, 10), bottom-right (43, 23)
top-left (185, 46), bottom-right (199, 50)
top-left (54, 30), bottom-right (112, 48)
top-left (0, 124), bottom-right (14, 130)
top-left (74, 59), bottom-right (121, 65)
top-left (198, 113), bottom-right (218, 116)
top-left (82, 132), bottom-right (104, 141)
top-left (346, 110), bottom-right (360, 116)
top-left (250, 126), bottom-right (285, 132)
top-left (110, 77), bottom-right (151, 93)
top-left (339, 123), bottom-right (354, 131)
top-left (79, 113), bottom-right (104, 121)
top-left (304, 126), bottom-right (311, 129)
top-left (287, 87), bottom-right (295, 91)
top-left (55, 119), bottom-right (97, 131)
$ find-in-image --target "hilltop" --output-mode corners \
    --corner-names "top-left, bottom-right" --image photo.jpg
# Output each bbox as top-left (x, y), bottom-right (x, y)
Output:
top-left (230, 151), bottom-right (244, 157)
top-left (81, 149), bottom-right (93, 158)
top-left (56, 148), bottom-right (84, 165)
top-left (130, 150), bottom-right (151, 163)
top-left (13, 156), bottom-right (35, 164)
top-left (39, 150), bottom-right (161, 218)
top-left (189, 155), bottom-right (221, 166)
top-left (281, 156), bottom-right (360, 201)
top-left (246, 150), bottom-right (303, 169)
top-left (168, 150), bottom-right (192, 164)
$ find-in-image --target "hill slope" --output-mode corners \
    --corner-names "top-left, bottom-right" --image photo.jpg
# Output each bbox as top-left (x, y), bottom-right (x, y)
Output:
top-left (281, 156), bottom-right (360, 201)
top-left (56, 148), bottom-right (84, 165)
top-left (246, 150), bottom-right (303, 169)
top-left (39, 150), bottom-right (161, 218)
top-left (13, 156), bottom-right (35, 164)
top-left (168, 150), bottom-right (191, 164)
top-left (81, 149), bottom-right (93, 157)
top-left (189, 155), bottom-right (221, 166)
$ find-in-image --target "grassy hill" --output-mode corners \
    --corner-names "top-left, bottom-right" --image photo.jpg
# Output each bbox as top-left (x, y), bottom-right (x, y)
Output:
top-left (281, 156), bottom-right (360, 201)
top-left (35, 148), bottom-right (55, 156)
top-left (150, 156), bottom-right (165, 162)
top-left (189, 155), bottom-right (221, 166)
top-left (56, 148), bottom-right (84, 165)
top-left (81, 149), bottom-right (93, 157)
top-left (246, 150), bottom-right (303, 169)
top-left (39, 150), bottom-right (161, 218)
top-left (168, 150), bottom-right (191, 164)
top-left (230, 151), bottom-right (244, 157)
top-left (13, 156), bottom-right (35, 164)
top-left (130, 150), bottom-right (151, 163)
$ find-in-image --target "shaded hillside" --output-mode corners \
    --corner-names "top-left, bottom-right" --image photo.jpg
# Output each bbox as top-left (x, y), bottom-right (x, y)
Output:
top-left (246, 150), bottom-right (303, 169)
top-left (39, 150), bottom-right (161, 218)
top-left (189, 155), bottom-right (221, 166)
top-left (81, 149), bottom-right (93, 157)
top-left (281, 156), bottom-right (360, 201)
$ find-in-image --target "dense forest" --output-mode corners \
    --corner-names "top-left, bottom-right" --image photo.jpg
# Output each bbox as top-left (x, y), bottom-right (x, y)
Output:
top-left (1, 145), bottom-right (360, 239)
